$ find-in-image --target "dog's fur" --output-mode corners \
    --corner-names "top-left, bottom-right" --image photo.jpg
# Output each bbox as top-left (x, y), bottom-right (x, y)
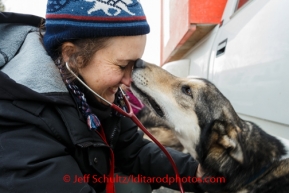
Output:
top-left (137, 106), bottom-right (185, 152)
top-left (131, 62), bottom-right (289, 193)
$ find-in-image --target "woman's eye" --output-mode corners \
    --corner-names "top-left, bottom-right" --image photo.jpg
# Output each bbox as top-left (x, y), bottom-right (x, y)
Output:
top-left (182, 86), bottom-right (192, 96)
top-left (118, 63), bottom-right (128, 70)
top-left (119, 61), bottom-right (134, 70)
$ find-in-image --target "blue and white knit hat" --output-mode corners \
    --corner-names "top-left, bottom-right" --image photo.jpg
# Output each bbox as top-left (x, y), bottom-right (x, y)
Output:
top-left (43, 0), bottom-right (150, 57)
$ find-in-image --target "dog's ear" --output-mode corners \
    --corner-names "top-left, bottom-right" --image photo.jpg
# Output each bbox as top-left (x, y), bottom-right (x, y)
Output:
top-left (212, 121), bottom-right (244, 164)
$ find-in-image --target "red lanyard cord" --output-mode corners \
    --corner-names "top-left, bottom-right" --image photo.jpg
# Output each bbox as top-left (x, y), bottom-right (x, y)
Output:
top-left (96, 126), bottom-right (115, 193)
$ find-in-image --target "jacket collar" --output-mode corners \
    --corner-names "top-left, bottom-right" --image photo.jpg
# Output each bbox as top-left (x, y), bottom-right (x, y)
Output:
top-left (0, 13), bottom-right (69, 104)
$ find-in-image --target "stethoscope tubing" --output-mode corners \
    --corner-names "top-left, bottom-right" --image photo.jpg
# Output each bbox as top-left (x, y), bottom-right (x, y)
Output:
top-left (111, 102), bottom-right (185, 193)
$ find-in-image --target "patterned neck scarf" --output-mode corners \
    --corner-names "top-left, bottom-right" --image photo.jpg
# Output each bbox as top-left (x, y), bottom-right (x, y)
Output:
top-left (67, 83), bottom-right (101, 130)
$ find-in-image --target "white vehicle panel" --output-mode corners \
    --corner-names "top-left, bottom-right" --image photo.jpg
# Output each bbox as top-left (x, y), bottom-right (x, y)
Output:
top-left (211, 0), bottom-right (289, 127)
top-left (184, 26), bottom-right (220, 78)
top-left (161, 0), bottom-right (289, 139)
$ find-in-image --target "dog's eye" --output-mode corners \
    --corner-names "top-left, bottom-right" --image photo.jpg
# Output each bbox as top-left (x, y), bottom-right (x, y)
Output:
top-left (182, 86), bottom-right (192, 96)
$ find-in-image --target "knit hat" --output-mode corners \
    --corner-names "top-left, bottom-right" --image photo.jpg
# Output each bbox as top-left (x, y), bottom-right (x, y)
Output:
top-left (43, 0), bottom-right (150, 57)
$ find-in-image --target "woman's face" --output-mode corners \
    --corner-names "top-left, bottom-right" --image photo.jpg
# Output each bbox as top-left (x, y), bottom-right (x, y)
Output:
top-left (79, 35), bottom-right (146, 103)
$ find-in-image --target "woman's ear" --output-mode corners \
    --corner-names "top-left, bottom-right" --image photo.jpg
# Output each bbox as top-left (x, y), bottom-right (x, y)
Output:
top-left (61, 42), bottom-right (77, 63)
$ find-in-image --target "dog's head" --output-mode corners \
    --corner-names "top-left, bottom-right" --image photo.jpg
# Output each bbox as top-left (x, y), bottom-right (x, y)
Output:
top-left (131, 62), bottom-right (242, 162)
top-left (132, 61), bottom-right (288, 192)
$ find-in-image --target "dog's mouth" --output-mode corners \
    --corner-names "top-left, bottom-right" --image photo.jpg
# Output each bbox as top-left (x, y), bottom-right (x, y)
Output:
top-left (131, 84), bottom-right (165, 118)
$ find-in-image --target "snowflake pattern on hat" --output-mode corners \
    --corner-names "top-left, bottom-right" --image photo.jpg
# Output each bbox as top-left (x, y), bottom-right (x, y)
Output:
top-left (85, 0), bottom-right (136, 16)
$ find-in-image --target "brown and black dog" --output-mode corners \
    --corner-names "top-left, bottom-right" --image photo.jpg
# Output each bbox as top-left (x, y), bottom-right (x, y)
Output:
top-left (131, 61), bottom-right (289, 193)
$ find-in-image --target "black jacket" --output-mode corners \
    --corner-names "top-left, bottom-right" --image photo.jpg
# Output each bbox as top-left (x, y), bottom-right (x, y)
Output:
top-left (0, 12), bottom-right (201, 193)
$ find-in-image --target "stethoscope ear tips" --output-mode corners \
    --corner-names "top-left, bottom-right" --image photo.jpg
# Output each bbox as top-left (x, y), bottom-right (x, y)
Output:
top-left (135, 59), bottom-right (145, 68)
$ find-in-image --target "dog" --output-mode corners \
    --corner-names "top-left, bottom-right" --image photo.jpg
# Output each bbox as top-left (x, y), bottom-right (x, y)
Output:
top-left (85, 0), bottom-right (135, 16)
top-left (131, 61), bottom-right (289, 193)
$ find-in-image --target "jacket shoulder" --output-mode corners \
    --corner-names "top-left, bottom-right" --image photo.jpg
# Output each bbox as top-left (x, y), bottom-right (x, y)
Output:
top-left (0, 98), bottom-right (104, 193)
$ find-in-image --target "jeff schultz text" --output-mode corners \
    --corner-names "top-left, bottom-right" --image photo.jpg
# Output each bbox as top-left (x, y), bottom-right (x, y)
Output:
top-left (63, 174), bottom-right (226, 185)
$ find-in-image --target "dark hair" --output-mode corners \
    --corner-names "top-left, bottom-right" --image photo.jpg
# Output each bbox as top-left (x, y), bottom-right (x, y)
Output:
top-left (40, 24), bottom-right (111, 83)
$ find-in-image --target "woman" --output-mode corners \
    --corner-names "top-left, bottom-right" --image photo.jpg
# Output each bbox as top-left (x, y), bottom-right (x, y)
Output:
top-left (0, 1), bottom-right (203, 193)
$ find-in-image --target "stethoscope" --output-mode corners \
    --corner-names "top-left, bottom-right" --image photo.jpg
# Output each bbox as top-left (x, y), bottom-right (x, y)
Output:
top-left (65, 61), bottom-right (185, 193)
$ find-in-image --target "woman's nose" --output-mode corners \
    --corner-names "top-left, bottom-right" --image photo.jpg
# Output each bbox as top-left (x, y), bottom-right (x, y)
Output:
top-left (122, 59), bottom-right (145, 86)
top-left (121, 67), bottom-right (133, 87)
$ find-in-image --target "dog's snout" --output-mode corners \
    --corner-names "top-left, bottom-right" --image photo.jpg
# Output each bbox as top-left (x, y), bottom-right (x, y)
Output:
top-left (134, 59), bottom-right (145, 68)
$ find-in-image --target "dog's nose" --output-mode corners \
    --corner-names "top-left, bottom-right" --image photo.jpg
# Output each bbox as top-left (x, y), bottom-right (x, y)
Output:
top-left (134, 59), bottom-right (145, 68)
